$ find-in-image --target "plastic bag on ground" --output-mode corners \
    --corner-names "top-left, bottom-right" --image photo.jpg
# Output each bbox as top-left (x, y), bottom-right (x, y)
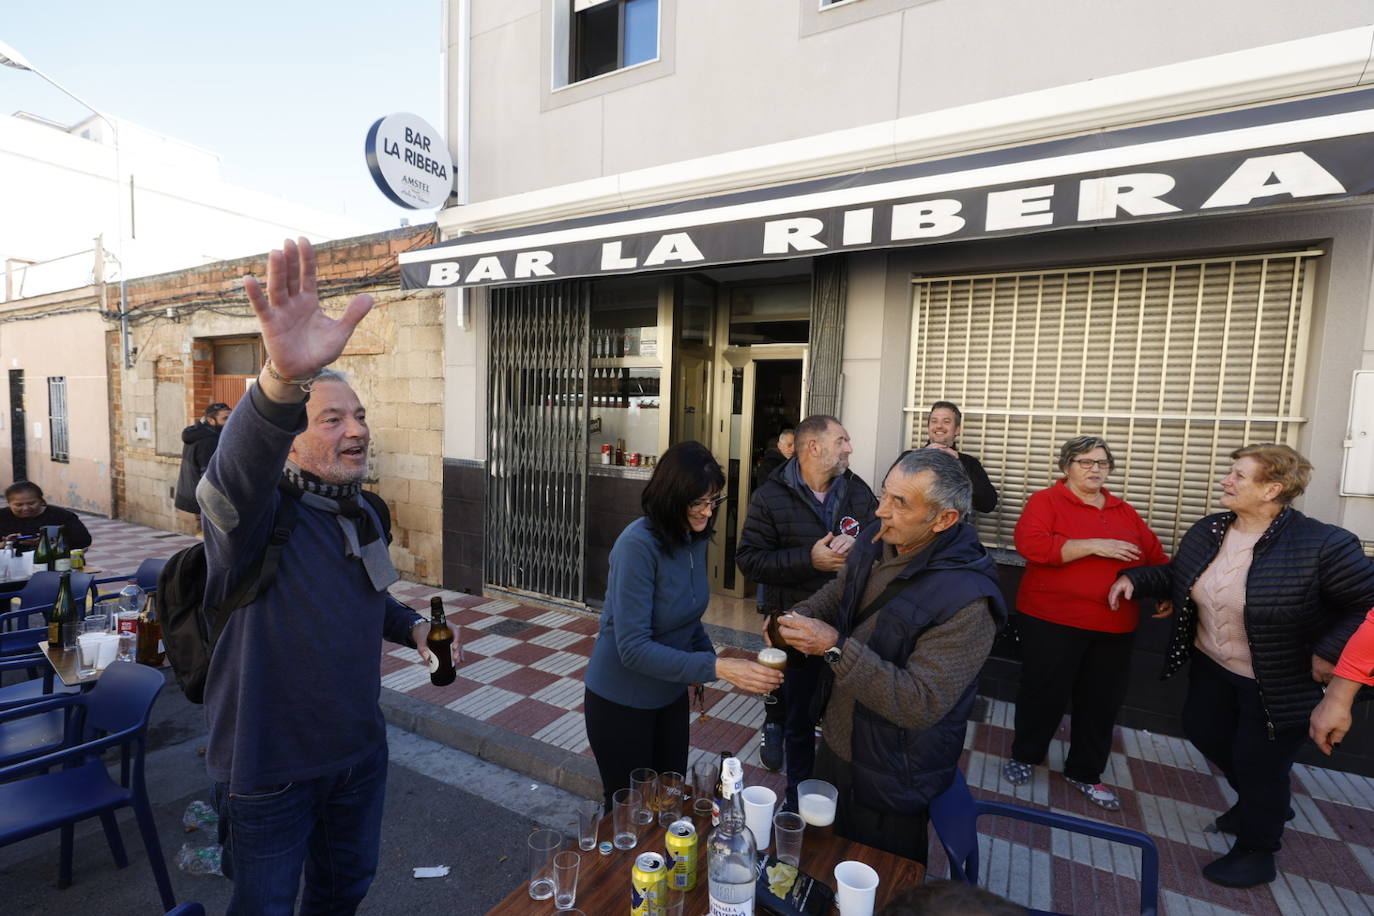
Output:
top-left (182, 800), bottom-right (219, 832)
top-left (176, 843), bottom-right (224, 876)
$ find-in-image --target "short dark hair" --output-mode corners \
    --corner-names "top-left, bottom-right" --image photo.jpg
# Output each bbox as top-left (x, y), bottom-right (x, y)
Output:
top-left (640, 440), bottom-right (725, 548)
top-left (878, 880), bottom-right (1027, 915)
top-left (204, 402), bottom-right (230, 419)
top-left (5, 481), bottom-right (42, 501)
top-left (929, 401), bottom-right (963, 427)
top-left (795, 414), bottom-right (839, 452)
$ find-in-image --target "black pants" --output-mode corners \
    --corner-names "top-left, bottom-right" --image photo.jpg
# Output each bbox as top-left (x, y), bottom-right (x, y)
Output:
top-left (814, 744), bottom-right (929, 865)
top-left (1010, 614), bottom-right (1134, 784)
top-left (584, 687), bottom-right (690, 813)
top-left (1182, 652), bottom-right (1306, 852)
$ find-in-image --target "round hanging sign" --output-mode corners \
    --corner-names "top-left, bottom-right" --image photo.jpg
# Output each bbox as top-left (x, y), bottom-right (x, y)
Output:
top-left (365, 113), bottom-right (453, 210)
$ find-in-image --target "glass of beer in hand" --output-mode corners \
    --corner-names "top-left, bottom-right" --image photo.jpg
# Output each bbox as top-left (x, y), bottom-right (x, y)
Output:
top-left (757, 647), bottom-right (787, 705)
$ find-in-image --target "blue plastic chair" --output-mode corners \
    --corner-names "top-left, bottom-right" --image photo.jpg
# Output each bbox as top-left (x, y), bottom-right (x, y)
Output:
top-left (929, 769), bottom-right (1159, 916)
top-left (0, 662), bottom-right (176, 909)
top-left (94, 558), bottom-right (168, 598)
top-left (164, 904), bottom-right (206, 916)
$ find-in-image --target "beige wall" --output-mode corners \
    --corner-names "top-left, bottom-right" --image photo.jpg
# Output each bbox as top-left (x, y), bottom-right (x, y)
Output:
top-left (112, 230), bottom-right (448, 583)
top-left (0, 288), bottom-right (113, 514)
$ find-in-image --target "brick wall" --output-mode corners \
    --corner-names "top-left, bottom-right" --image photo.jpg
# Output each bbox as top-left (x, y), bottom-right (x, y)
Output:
top-left (109, 225), bottom-right (447, 583)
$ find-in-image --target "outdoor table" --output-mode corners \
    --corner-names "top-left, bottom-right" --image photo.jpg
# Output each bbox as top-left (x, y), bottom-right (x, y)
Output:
top-left (486, 808), bottom-right (924, 914)
top-left (36, 639), bottom-right (103, 688)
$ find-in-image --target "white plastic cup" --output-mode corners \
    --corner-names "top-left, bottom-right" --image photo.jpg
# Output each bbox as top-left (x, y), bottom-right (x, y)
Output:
top-left (741, 785), bottom-right (777, 850)
top-left (833, 860), bottom-right (880, 916)
top-left (797, 778), bottom-right (838, 827)
top-left (76, 632), bottom-right (102, 676)
top-left (95, 633), bottom-right (120, 669)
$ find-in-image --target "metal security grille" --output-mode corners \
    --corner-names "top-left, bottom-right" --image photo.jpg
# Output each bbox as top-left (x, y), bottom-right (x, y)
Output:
top-left (47, 376), bottom-right (69, 463)
top-left (486, 282), bottom-right (590, 603)
top-left (906, 251), bottom-right (1319, 554)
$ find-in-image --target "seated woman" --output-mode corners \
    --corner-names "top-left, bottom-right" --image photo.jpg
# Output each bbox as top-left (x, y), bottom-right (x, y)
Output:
top-left (0, 481), bottom-right (92, 551)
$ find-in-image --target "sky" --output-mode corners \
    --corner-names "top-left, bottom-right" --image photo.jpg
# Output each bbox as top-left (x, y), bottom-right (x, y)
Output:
top-left (1, 0), bottom-right (444, 233)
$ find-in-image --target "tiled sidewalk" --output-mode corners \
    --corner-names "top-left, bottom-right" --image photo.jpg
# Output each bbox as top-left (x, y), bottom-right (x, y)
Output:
top-left (86, 513), bottom-right (1374, 915)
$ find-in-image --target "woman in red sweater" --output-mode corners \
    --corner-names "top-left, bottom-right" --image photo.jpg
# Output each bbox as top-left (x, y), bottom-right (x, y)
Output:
top-left (1310, 606), bottom-right (1374, 754)
top-left (1004, 435), bottom-right (1169, 809)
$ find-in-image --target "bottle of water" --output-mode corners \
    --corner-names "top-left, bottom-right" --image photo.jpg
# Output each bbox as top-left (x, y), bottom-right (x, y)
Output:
top-left (707, 758), bottom-right (756, 916)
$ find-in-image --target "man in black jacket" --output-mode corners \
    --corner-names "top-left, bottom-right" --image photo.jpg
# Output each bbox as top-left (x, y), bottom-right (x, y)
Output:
top-left (175, 402), bottom-right (230, 515)
top-left (920, 401), bottom-right (997, 515)
top-left (737, 414), bottom-right (877, 802)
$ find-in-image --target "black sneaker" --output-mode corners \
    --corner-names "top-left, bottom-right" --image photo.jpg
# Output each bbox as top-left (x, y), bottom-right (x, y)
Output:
top-left (759, 722), bottom-right (784, 772)
top-left (1209, 805), bottom-right (1295, 835)
top-left (1203, 845), bottom-right (1277, 888)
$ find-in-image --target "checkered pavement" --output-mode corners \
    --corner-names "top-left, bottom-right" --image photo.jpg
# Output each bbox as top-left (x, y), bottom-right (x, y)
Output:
top-left (79, 513), bottom-right (1374, 914)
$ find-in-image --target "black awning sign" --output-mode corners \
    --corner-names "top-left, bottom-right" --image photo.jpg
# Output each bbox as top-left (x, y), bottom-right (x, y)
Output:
top-left (401, 94), bottom-right (1374, 290)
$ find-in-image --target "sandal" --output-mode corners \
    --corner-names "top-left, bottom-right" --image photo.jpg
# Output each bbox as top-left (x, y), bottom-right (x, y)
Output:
top-left (1002, 760), bottom-right (1033, 786)
top-left (1065, 776), bottom-right (1121, 811)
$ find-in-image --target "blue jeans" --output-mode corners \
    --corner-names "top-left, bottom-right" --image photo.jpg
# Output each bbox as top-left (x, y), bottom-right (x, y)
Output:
top-left (211, 741), bottom-right (389, 916)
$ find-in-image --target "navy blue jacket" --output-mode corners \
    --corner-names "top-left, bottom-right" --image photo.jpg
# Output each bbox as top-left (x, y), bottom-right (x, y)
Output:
top-left (836, 522), bottom-right (1007, 815)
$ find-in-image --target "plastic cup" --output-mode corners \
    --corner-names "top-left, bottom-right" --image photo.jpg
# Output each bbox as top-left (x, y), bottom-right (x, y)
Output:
top-left (613, 788), bottom-right (643, 850)
top-left (527, 828), bottom-right (562, 900)
top-left (76, 632), bottom-right (102, 676)
top-left (629, 768), bottom-right (658, 827)
top-left (773, 810), bottom-right (805, 866)
top-left (691, 760), bottom-right (715, 817)
top-left (657, 771), bottom-right (685, 826)
top-left (797, 778), bottom-right (838, 827)
top-left (834, 860), bottom-right (879, 916)
top-left (553, 850), bottom-right (580, 910)
top-left (576, 800), bottom-right (602, 851)
top-left (742, 785), bottom-right (777, 849)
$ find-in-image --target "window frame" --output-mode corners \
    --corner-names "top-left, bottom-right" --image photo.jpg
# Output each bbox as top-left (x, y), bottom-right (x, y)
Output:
top-left (47, 375), bottom-right (69, 464)
top-left (546, 0), bottom-right (673, 105)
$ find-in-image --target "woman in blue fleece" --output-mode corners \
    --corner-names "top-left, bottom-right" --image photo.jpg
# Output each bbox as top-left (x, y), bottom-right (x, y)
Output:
top-left (584, 440), bottom-right (784, 811)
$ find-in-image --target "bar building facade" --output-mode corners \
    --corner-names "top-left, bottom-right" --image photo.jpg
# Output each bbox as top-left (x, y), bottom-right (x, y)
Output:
top-left (418, 3), bottom-right (1374, 766)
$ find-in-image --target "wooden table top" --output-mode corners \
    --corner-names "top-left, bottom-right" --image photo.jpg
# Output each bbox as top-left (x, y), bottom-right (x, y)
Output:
top-left (486, 807), bottom-right (923, 915)
top-left (37, 640), bottom-right (103, 687)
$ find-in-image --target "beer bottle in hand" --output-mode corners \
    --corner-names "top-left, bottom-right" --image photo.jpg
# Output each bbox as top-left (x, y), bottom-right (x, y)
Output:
top-left (48, 569), bottom-right (75, 649)
top-left (426, 596), bottom-right (457, 686)
top-left (34, 527), bottom-right (53, 572)
top-left (53, 526), bottom-right (70, 572)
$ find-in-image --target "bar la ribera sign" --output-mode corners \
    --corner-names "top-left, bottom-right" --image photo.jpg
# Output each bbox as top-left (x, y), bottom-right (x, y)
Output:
top-left (366, 112), bottom-right (452, 210)
top-left (400, 91), bottom-right (1374, 289)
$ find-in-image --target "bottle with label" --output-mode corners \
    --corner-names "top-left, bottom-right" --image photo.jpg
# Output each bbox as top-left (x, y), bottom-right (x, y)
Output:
top-left (52, 526), bottom-right (70, 572)
top-left (707, 757), bottom-right (756, 916)
top-left (136, 592), bottom-right (165, 667)
top-left (33, 527), bottom-right (53, 572)
top-left (710, 750), bottom-right (732, 827)
top-left (47, 569), bottom-right (76, 649)
top-left (426, 596), bottom-right (457, 686)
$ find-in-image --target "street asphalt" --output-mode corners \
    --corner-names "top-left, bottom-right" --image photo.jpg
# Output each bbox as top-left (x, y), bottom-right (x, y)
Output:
top-left (0, 669), bottom-right (590, 915)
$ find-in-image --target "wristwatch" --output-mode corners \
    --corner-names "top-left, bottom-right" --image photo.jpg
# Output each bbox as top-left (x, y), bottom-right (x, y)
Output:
top-left (823, 636), bottom-right (846, 665)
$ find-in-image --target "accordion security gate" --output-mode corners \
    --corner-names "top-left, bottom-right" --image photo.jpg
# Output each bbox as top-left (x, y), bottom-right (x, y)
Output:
top-left (486, 282), bottom-right (590, 604)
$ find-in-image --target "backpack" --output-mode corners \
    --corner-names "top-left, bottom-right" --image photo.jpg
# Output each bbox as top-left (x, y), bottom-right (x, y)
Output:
top-left (159, 485), bottom-right (391, 703)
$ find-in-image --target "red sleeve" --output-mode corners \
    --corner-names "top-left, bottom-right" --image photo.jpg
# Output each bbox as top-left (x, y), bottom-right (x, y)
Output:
top-left (1334, 607), bottom-right (1374, 686)
top-left (1132, 507), bottom-right (1169, 566)
top-left (1014, 489), bottom-right (1067, 567)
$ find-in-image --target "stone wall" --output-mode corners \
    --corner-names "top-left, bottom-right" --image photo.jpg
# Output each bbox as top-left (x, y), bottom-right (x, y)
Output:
top-left (109, 226), bottom-right (447, 583)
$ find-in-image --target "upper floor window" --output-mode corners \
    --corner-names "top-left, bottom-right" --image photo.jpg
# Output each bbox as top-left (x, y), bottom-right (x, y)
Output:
top-left (571, 0), bottom-right (659, 83)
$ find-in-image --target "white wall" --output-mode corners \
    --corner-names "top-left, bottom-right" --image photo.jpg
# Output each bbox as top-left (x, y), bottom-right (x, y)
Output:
top-left (0, 114), bottom-right (370, 300)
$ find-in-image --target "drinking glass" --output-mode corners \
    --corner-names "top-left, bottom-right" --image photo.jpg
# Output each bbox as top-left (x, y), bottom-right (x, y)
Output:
top-left (576, 800), bottom-right (602, 851)
top-left (612, 788), bottom-right (643, 850)
top-left (629, 767), bottom-right (658, 827)
top-left (553, 850), bottom-right (580, 910)
top-left (526, 828), bottom-right (563, 900)
top-left (77, 618), bottom-right (106, 676)
top-left (691, 760), bottom-right (716, 817)
top-left (742, 786), bottom-right (777, 850)
top-left (663, 888), bottom-right (686, 916)
top-left (757, 647), bottom-right (787, 704)
top-left (797, 778), bottom-right (838, 827)
top-left (773, 811), bottom-right (805, 866)
top-left (657, 771), bottom-right (686, 826)
top-left (89, 597), bottom-right (122, 631)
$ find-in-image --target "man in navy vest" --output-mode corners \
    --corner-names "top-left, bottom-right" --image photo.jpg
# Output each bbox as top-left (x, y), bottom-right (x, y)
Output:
top-left (778, 448), bottom-right (1006, 863)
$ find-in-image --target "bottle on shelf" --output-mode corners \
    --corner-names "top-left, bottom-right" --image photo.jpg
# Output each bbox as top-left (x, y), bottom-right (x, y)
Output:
top-left (707, 756), bottom-right (756, 916)
top-left (426, 596), bottom-right (457, 687)
top-left (48, 569), bottom-right (76, 649)
top-left (34, 527), bottom-right (53, 572)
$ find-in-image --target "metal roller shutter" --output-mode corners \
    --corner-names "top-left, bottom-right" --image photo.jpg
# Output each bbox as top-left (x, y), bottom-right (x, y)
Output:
top-left (905, 251), bottom-right (1319, 554)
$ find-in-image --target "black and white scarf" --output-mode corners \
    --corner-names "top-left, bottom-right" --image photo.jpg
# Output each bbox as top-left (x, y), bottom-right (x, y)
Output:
top-left (281, 462), bottom-right (398, 592)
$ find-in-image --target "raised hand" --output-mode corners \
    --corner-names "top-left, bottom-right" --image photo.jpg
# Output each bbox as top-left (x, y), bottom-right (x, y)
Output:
top-left (243, 237), bottom-right (374, 380)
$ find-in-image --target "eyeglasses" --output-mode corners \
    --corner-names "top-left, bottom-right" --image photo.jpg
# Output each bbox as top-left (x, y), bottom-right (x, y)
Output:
top-left (689, 494), bottom-right (727, 511)
top-left (1071, 459), bottom-right (1112, 470)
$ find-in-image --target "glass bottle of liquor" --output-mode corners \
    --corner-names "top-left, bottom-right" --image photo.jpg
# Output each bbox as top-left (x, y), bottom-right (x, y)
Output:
top-left (710, 750), bottom-right (733, 827)
top-left (34, 527), bottom-right (53, 572)
top-left (426, 596), bottom-right (457, 686)
top-left (48, 569), bottom-right (76, 649)
top-left (707, 757), bottom-right (756, 916)
top-left (52, 526), bottom-right (70, 572)
top-left (136, 592), bottom-right (165, 667)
